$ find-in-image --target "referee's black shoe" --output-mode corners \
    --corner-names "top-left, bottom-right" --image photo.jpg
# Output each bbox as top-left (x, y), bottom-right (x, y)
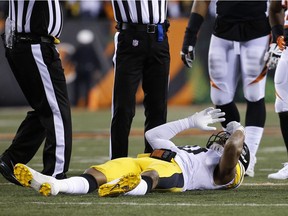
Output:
top-left (0, 155), bottom-right (22, 186)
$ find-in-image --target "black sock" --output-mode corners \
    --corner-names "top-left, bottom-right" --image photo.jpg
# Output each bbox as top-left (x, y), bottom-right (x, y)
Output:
top-left (141, 176), bottom-right (153, 194)
top-left (216, 102), bottom-right (240, 127)
top-left (246, 98), bottom-right (266, 127)
top-left (80, 173), bottom-right (98, 193)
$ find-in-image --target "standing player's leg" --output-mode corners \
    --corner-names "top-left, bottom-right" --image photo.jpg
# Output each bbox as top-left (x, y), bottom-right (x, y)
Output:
top-left (209, 35), bottom-right (240, 128)
top-left (240, 35), bottom-right (269, 177)
top-left (268, 49), bottom-right (288, 179)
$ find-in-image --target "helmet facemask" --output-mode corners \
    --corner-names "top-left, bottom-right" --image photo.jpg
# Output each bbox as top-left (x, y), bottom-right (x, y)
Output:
top-left (206, 131), bottom-right (250, 170)
top-left (206, 131), bottom-right (230, 155)
top-left (206, 131), bottom-right (230, 148)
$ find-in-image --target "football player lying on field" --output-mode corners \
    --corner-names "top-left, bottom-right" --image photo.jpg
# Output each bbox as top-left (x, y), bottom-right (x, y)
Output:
top-left (14, 107), bottom-right (249, 197)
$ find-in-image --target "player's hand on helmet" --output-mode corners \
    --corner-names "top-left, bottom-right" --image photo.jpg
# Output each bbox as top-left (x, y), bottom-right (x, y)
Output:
top-left (264, 41), bottom-right (283, 70)
top-left (226, 121), bottom-right (245, 135)
top-left (188, 107), bottom-right (225, 130)
top-left (180, 45), bottom-right (195, 68)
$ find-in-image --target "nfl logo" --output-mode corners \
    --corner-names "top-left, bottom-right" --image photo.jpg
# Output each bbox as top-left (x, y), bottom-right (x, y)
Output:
top-left (132, 40), bottom-right (139, 47)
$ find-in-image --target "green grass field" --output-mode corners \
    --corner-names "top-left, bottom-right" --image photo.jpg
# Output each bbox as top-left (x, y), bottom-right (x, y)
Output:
top-left (0, 104), bottom-right (288, 216)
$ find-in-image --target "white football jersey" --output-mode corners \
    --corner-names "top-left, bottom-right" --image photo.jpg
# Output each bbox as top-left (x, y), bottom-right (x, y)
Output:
top-left (174, 145), bottom-right (228, 191)
top-left (145, 112), bottom-right (245, 192)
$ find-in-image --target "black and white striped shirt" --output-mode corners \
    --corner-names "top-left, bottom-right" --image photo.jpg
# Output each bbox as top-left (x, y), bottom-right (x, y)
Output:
top-left (8, 0), bottom-right (63, 37)
top-left (111, 0), bottom-right (168, 24)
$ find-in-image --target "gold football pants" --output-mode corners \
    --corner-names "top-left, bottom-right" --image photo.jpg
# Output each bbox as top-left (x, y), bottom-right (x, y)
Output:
top-left (91, 154), bottom-right (183, 192)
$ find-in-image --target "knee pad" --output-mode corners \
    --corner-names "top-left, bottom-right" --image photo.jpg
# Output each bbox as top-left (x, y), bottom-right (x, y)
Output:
top-left (242, 47), bottom-right (267, 101)
top-left (243, 81), bottom-right (266, 102)
top-left (210, 87), bottom-right (234, 105)
top-left (209, 49), bottom-right (227, 79)
top-left (274, 53), bottom-right (288, 113)
top-left (209, 49), bottom-right (235, 105)
top-left (275, 83), bottom-right (288, 113)
top-left (275, 97), bottom-right (288, 113)
top-left (244, 48), bottom-right (265, 76)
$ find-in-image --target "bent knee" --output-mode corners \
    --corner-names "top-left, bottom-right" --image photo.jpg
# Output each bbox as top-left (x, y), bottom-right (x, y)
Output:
top-left (141, 170), bottom-right (159, 187)
top-left (244, 86), bottom-right (265, 101)
top-left (275, 97), bottom-right (288, 113)
top-left (211, 88), bottom-right (234, 105)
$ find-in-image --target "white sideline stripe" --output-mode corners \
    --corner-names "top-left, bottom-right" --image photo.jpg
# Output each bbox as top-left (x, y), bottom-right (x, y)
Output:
top-left (242, 182), bottom-right (288, 186)
top-left (4, 202), bottom-right (287, 207)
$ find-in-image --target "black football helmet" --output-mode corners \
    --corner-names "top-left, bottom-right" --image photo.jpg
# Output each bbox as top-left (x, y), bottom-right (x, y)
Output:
top-left (206, 131), bottom-right (250, 171)
top-left (206, 131), bottom-right (231, 148)
top-left (239, 142), bottom-right (250, 171)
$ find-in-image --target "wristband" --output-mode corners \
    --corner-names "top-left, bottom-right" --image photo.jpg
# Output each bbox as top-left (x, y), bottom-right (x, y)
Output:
top-left (150, 149), bottom-right (176, 162)
top-left (272, 25), bottom-right (284, 43)
top-left (185, 12), bottom-right (204, 46)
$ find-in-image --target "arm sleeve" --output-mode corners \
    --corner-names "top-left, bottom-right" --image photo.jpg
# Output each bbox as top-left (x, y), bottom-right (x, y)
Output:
top-left (145, 118), bottom-right (191, 151)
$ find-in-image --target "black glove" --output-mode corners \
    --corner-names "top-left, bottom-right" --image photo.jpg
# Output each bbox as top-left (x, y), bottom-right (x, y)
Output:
top-left (180, 13), bottom-right (204, 68)
top-left (181, 44), bottom-right (195, 68)
top-left (264, 43), bottom-right (283, 70)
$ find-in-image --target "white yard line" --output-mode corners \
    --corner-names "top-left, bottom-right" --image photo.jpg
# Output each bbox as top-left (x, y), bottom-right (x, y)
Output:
top-left (0, 202), bottom-right (284, 207)
top-left (242, 182), bottom-right (288, 186)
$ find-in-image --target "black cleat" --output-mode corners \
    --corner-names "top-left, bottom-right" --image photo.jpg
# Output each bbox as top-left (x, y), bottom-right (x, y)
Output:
top-left (0, 156), bottom-right (22, 186)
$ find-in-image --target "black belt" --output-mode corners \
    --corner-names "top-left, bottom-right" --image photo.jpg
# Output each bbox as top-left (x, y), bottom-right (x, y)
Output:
top-left (117, 22), bottom-right (166, 34)
top-left (15, 34), bottom-right (55, 44)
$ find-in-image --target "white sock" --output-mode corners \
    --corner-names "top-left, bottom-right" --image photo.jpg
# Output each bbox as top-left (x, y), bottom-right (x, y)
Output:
top-left (244, 126), bottom-right (264, 157)
top-left (124, 179), bottom-right (148, 196)
top-left (58, 177), bottom-right (90, 194)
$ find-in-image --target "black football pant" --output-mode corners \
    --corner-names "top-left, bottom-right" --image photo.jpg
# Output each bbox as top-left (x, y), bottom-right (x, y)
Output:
top-left (3, 41), bottom-right (72, 179)
top-left (110, 29), bottom-right (170, 159)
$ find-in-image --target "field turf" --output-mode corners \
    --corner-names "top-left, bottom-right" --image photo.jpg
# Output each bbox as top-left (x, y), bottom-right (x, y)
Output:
top-left (0, 104), bottom-right (287, 216)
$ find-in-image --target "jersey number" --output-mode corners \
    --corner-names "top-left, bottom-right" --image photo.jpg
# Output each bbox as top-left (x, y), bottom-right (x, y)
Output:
top-left (178, 145), bottom-right (208, 155)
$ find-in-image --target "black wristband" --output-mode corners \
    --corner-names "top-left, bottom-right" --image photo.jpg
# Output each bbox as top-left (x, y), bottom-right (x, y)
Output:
top-left (271, 25), bottom-right (283, 42)
top-left (186, 12), bottom-right (204, 46)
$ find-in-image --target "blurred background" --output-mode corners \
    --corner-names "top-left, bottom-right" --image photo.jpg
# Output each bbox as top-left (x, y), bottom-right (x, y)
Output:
top-left (0, 0), bottom-right (276, 109)
top-left (0, 4), bottom-right (286, 214)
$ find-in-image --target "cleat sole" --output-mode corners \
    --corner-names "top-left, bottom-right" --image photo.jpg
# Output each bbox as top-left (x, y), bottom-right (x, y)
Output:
top-left (39, 183), bottom-right (52, 196)
top-left (14, 163), bottom-right (33, 187)
top-left (98, 173), bottom-right (140, 197)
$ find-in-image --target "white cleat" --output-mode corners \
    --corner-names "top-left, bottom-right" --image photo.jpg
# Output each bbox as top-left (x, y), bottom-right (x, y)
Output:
top-left (14, 163), bottom-right (59, 196)
top-left (268, 163), bottom-right (288, 180)
top-left (245, 155), bottom-right (256, 177)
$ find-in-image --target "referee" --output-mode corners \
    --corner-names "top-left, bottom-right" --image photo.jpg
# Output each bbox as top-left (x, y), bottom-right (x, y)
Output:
top-left (110, 0), bottom-right (170, 159)
top-left (0, 0), bottom-right (72, 185)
